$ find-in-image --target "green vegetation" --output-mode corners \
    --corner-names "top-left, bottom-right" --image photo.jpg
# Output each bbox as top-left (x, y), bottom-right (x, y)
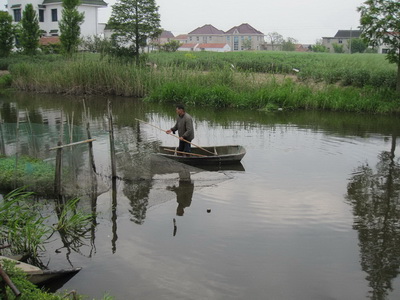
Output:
top-left (0, 188), bottom-right (92, 258)
top-left (108, 0), bottom-right (161, 65)
top-left (358, 0), bottom-right (400, 91)
top-left (0, 156), bottom-right (54, 195)
top-left (19, 4), bottom-right (40, 55)
top-left (0, 11), bottom-right (14, 57)
top-left (1, 51), bottom-right (400, 113)
top-left (59, 0), bottom-right (84, 56)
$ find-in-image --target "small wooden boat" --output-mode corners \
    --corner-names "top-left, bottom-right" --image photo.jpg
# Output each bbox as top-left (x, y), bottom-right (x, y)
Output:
top-left (0, 256), bottom-right (81, 285)
top-left (156, 145), bottom-right (246, 166)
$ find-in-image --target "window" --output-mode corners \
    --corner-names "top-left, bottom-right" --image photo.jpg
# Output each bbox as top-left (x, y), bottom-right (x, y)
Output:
top-left (50, 29), bottom-right (58, 36)
top-left (226, 36), bottom-right (230, 42)
top-left (39, 10), bottom-right (44, 22)
top-left (13, 9), bottom-right (21, 22)
top-left (51, 9), bottom-right (57, 22)
top-left (234, 36), bottom-right (239, 51)
top-left (338, 39), bottom-right (343, 44)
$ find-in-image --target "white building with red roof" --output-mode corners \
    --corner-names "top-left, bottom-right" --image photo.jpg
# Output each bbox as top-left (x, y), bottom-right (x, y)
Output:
top-left (185, 23), bottom-right (264, 51)
top-left (178, 43), bottom-right (231, 52)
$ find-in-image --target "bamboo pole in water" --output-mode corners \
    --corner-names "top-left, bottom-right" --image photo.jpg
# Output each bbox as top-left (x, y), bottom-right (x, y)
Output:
top-left (49, 138), bottom-right (96, 150)
top-left (108, 100), bottom-right (117, 178)
top-left (0, 114), bottom-right (5, 156)
top-left (25, 108), bottom-right (37, 157)
top-left (13, 109), bottom-right (20, 189)
top-left (54, 111), bottom-right (63, 198)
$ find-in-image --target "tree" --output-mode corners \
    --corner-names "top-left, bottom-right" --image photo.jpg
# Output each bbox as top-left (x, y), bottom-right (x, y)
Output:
top-left (59, 0), bottom-right (84, 56)
top-left (358, 0), bottom-right (400, 92)
top-left (312, 40), bottom-right (329, 53)
top-left (266, 32), bottom-right (284, 50)
top-left (160, 40), bottom-right (181, 52)
top-left (108, 0), bottom-right (161, 65)
top-left (19, 4), bottom-right (40, 55)
top-left (348, 38), bottom-right (367, 53)
top-left (0, 11), bottom-right (14, 57)
top-left (332, 43), bottom-right (344, 53)
top-left (282, 37), bottom-right (297, 51)
top-left (242, 38), bottom-right (252, 50)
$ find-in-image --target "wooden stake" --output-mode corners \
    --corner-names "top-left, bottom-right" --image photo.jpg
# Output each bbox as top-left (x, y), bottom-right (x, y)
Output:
top-left (49, 139), bottom-right (96, 150)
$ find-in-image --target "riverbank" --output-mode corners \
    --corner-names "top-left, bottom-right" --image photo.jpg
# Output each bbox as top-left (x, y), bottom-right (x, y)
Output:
top-left (1, 52), bottom-right (399, 114)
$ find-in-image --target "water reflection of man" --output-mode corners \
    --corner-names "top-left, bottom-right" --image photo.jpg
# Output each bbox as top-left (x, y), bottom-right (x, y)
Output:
top-left (167, 172), bottom-right (194, 216)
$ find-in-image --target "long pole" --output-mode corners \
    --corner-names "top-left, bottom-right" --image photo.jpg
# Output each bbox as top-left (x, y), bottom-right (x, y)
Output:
top-left (135, 118), bottom-right (216, 156)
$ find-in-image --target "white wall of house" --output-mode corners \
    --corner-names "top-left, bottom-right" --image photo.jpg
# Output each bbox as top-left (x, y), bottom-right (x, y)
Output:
top-left (7, 0), bottom-right (105, 37)
top-left (322, 37), bottom-right (350, 53)
top-left (224, 34), bottom-right (264, 51)
top-left (196, 44), bottom-right (231, 52)
top-left (187, 34), bottom-right (225, 44)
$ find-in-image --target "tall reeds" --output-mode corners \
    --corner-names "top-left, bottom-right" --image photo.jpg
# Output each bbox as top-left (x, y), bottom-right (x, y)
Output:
top-left (5, 52), bottom-right (400, 114)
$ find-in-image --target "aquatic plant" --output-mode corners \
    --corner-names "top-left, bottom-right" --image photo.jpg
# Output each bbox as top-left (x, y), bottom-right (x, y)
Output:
top-left (0, 188), bottom-right (93, 260)
top-left (0, 188), bottom-right (50, 257)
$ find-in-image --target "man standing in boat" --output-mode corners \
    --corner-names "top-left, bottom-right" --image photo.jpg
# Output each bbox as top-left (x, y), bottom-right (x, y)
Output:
top-left (166, 105), bottom-right (194, 154)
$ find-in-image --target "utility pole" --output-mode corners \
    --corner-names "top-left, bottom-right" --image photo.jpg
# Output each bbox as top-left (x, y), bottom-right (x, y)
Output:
top-left (349, 27), bottom-right (352, 54)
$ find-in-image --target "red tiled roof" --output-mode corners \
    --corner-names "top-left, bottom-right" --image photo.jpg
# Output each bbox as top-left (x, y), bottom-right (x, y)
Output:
top-left (39, 36), bottom-right (60, 45)
top-left (225, 23), bottom-right (263, 35)
top-left (179, 43), bottom-right (197, 48)
top-left (174, 34), bottom-right (188, 40)
top-left (189, 24), bottom-right (225, 35)
top-left (198, 43), bottom-right (228, 48)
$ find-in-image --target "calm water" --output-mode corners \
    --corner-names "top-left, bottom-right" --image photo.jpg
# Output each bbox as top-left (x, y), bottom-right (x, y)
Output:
top-left (1, 92), bottom-right (400, 300)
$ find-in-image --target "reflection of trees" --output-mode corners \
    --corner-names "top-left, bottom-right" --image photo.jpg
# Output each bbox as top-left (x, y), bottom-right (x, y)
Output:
top-left (346, 135), bottom-right (400, 300)
top-left (124, 179), bottom-right (152, 225)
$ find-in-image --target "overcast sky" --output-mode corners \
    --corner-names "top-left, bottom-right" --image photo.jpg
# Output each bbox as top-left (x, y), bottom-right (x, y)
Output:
top-left (1, 0), bottom-right (364, 44)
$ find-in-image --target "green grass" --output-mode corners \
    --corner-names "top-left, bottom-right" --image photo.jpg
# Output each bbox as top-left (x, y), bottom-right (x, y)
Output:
top-left (0, 155), bottom-right (55, 195)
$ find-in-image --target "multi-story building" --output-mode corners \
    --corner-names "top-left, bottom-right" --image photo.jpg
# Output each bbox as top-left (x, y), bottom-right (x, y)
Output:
top-left (322, 30), bottom-right (362, 53)
top-left (224, 23), bottom-right (264, 51)
top-left (5, 0), bottom-right (107, 37)
top-left (185, 23), bottom-right (264, 51)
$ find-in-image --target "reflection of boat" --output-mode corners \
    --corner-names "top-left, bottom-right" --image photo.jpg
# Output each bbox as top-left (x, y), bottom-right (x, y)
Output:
top-left (0, 256), bottom-right (81, 285)
top-left (156, 145), bottom-right (246, 166)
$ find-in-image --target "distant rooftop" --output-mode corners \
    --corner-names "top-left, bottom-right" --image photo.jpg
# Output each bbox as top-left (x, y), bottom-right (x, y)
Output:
top-left (42, 0), bottom-right (107, 6)
top-left (189, 24), bottom-right (225, 35)
top-left (225, 23), bottom-right (264, 35)
top-left (333, 30), bottom-right (362, 38)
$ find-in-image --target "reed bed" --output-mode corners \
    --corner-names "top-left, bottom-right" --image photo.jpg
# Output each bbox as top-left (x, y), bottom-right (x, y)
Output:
top-left (149, 51), bottom-right (398, 89)
top-left (4, 52), bottom-right (400, 114)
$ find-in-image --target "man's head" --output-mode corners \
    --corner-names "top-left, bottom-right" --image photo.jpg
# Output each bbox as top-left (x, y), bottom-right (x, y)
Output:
top-left (176, 104), bottom-right (185, 116)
